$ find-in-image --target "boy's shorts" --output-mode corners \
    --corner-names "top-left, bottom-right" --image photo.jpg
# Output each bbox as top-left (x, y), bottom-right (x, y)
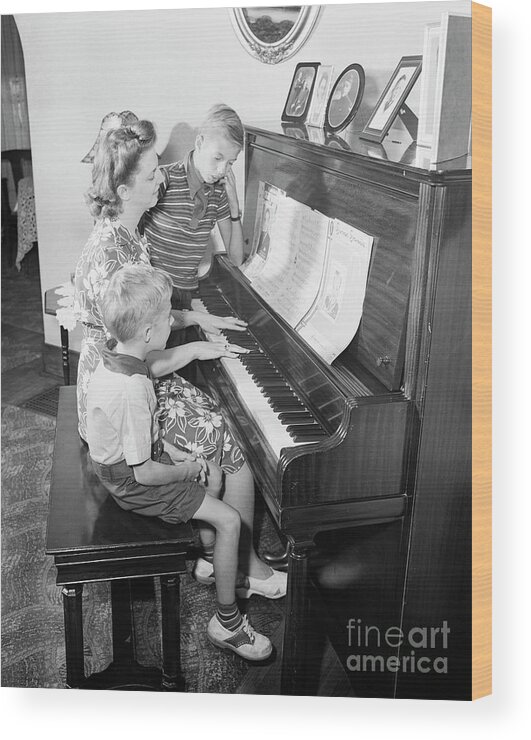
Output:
top-left (90, 450), bottom-right (206, 524)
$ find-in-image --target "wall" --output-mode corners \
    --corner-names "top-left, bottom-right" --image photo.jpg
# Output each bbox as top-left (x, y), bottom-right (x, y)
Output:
top-left (15, 1), bottom-right (469, 350)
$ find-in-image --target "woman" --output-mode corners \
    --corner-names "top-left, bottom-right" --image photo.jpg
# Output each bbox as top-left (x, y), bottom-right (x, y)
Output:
top-left (74, 119), bottom-right (285, 598)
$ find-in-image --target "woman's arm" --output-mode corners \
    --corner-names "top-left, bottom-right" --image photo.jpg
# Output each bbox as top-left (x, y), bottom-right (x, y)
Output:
top-left (178, 308), bottom-right (247, 335)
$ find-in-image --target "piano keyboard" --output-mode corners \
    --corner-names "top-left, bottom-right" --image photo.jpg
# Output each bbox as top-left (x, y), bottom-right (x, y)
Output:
top-left (193, 296), bottom-right (328, 459)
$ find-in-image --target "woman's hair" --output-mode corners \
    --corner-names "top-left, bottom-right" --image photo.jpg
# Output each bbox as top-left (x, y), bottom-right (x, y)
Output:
top-left (85, 119), bottom-right (156, 219)
top-left (199, 104), bottom-right (244, 148)
top-left (101, 263), bottom-right (172, 343)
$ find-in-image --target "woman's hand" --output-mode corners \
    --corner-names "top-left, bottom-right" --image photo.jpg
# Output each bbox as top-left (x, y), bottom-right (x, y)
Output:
top-left (191, 310), bottom-right (247, 335)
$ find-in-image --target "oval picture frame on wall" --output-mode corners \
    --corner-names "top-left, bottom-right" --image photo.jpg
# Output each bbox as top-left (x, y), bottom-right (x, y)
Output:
top-left (229, 6), bottom-right (322, 65)
top-left (324, 64), bottom-right (365, 134)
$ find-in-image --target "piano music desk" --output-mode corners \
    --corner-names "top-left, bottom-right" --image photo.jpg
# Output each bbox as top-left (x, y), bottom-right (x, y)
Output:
top-left (46, 386), bottom-right (195, 691)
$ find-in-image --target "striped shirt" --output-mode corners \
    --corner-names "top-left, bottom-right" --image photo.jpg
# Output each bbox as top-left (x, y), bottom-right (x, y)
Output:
top-left (143, 154), bottom-right (230, 290)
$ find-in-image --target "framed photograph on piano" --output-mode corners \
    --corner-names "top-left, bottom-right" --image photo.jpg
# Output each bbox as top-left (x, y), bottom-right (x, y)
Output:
top-left (360, 55), bottom-right (422, 143)
top-left (324, 63), bottom-right (365, 134)
top-left (306, 65), bottom-right (334, 128)
top-left (281, 62), bottom-right (320, 123)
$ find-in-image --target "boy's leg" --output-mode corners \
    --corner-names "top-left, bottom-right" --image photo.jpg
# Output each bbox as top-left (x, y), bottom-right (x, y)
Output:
top-left (192, 495), bottom-right (272, 661)
top-left (192, 495), bottom-right (239, 604)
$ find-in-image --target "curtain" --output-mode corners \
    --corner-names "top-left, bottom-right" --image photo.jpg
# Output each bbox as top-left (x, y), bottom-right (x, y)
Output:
top-left (1, 15), bottom-right (30, 151)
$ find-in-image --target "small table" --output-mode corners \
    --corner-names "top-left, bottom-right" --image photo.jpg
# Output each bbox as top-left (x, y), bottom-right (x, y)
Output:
top-left (46, 387), bottom-right (195, 691)
top-left (44, 287), bottom-right (71, 385)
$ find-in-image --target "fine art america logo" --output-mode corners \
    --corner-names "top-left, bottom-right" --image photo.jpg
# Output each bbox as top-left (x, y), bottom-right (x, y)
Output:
top-left (346, 618), bottom-right (450, 674)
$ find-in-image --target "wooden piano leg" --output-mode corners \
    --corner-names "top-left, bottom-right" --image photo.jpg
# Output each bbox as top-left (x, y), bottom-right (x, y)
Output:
top-left (262, 543), bottom-right (290, 570)
top-left (62, 584), bottom-right (85, 688)
top-left (160, 574), bottom-right (185, 691)
top-left (280, 538), bottom-right (315, 696)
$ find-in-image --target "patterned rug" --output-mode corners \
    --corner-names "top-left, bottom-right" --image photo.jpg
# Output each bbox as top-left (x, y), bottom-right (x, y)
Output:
top-left (1, 403), bottom-right (284, 692)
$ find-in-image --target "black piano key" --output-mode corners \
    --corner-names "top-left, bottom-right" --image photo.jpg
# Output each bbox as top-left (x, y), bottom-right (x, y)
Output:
top-left (286, 424), bottom-right (325, 435)
top-left (288, 426), bottom-right (328, 437)
top-left (266, 392), bottom-right (300, 401)
top-left (244, 356), bottom-right (273, 364)
top-left (244, 362), bottom-right (278, 371)
top-left (253, 365), bottom-right (283, 375)
top-left (229, 336), bottom-right (256, 346)
top-left (268, 402), bottom-right (304, 412)
top-left (245, 363), bottom-right (274, 371)
top-left (266, 390), bottom-right (301, 401)
top-left (287, 422), bottom-right (325, 432)
top-left (258, 379), bottom-right (290, 389)
top-left (269, 401), bottom-right (303, 409)
top-left (278, 413), bottom-right (315, 423)
top-left (289, 433), bottom-right (328, 443)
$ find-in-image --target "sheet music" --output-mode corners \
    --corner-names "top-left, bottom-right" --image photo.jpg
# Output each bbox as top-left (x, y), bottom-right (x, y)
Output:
top-left (251, 194), bottom-right (300, 305)
top-left (242, 184), bottom-right (329, 327)
top-left (273, 206), bottom-right (329, 327)
top-left (241, 182), bottom-right (374, 364)
top-left (297, 220), bottom-right (374, 363)
top-left (240, 182), bottom-right (283, 282)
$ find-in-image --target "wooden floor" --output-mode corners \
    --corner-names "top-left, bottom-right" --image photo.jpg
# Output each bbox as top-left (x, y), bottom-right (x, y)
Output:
top-left (2, 246), bottom-right (61, 409)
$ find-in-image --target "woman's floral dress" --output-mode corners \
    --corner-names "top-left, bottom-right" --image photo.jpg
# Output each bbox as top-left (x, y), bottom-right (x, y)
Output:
top-left (74, 217), bottom-right (244, 473)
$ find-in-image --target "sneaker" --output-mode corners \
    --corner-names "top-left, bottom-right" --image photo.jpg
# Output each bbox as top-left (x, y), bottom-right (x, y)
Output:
top-left (207, 613), bottom-right (272, 661)
top-left (236, 567), bottom-right (287, 600)
top-left (193, 558), bottom-right (249, 589)
top-left (193, 557), bottom-right (215, 585)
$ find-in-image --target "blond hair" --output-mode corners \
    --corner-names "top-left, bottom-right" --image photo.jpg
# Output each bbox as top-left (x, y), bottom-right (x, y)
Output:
top-left (101, 264), bottom-right (172, 342)
top-left (199, 104), bottom-right (244, 148)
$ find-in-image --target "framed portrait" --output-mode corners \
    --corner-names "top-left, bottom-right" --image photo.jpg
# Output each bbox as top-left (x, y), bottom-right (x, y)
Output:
top-left (306, 65), bottom-right (334, 128)
top-left (281, 62), bottom-right (320, 123)
top-left (417, 13), bottom-right (472, 164)
top-left (360, 55), bottom-right (422, 143)
top-left (417, 23), bottom-right (441, 148)
top-left (324, 64), bottom-right (365, 134)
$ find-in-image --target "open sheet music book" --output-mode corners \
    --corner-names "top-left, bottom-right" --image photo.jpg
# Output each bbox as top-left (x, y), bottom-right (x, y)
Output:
top-left (241, 181), bottom-right (374, 364)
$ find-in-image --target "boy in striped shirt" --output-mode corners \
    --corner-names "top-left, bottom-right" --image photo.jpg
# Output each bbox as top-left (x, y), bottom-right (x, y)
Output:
top-left (143, 104), bottom-right (246, 339)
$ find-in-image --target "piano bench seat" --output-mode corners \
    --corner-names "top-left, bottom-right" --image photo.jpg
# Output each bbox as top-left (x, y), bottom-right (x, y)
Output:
top-left (46, 386), bottom-right (195, 691)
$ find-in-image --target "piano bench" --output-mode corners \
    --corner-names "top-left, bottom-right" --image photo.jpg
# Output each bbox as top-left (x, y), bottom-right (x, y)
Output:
top-left (46, 386), bottom-right (195, 691)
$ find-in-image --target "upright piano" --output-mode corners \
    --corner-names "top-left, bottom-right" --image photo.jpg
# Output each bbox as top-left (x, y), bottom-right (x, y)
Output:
top-left (196, 124), bottom-right (471, 699)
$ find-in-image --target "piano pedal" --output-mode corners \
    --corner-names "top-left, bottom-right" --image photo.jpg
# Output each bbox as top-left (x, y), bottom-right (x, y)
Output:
top-left (262, 545), bottom-right (290, 571)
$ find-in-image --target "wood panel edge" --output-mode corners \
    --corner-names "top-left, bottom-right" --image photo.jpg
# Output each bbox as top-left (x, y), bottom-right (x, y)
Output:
top-left (471, 0), bottom-right (492, 701)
